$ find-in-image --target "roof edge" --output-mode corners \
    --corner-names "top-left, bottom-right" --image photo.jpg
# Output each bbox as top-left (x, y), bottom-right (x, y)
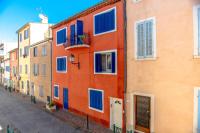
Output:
top-left (51, 0), bottom-right (121, 29)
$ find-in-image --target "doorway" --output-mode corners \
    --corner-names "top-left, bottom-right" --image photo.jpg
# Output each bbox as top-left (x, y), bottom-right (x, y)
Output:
top-left (134, 94), bottom-right (153, 133)
top-left (63, 88), bottom-right (68, 110)
top-left (110, 97), bottom-right (123, 132)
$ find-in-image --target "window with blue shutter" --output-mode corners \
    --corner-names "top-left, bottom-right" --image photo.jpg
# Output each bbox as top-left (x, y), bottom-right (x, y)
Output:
top-left (57, 28), bottom-right (67, 45)
top-left (54, 86), bottom-right (59, 98)
top-left (77, 20), bottom-right (83, 44)
top-left (57, 57), bottom-right (67, 72)
top-left (89, 89), bottom-right (103, 111)
top-left (70, 25), bottom-right (76, 45)
top-left (94, 8), bottom-right (116, 35)
top-left (95, 51), bottom-right (116, 74)
top-left (136, 19), bottom-right (155, 59)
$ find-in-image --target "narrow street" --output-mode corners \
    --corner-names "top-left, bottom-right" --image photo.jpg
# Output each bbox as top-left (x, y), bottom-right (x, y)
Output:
top-left (0, 87), bottom-right (83, 133)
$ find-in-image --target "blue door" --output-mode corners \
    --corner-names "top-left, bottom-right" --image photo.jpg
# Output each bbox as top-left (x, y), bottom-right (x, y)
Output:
top-left (63, 88), bottom-right (68, 110)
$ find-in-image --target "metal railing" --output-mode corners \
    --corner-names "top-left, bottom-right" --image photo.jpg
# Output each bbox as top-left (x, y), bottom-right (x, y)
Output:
top-left (63, 33), bottom-right (90, 48)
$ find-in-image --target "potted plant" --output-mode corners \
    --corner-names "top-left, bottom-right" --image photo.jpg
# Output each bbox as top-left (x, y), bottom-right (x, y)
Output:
top-left (46, 101), bottom-right (56, 112)
top-left (8, 86), bottom-right (12, 92)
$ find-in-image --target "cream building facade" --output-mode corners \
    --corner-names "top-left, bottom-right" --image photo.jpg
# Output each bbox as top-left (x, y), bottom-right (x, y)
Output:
top-left (17, 22), bottom-right (51, 95)
top-left (126, 0), bottom-right (200, 133)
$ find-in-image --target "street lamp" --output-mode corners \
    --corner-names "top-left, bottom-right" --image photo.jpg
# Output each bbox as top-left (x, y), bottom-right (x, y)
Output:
top-left (69, 54), bottom-right (80, 69)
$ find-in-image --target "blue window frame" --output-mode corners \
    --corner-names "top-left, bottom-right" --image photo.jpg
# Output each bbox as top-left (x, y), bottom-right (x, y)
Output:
top-left (56, 28), bottom-right (67, 45)
top-left (95, 51), bottom-right (116, 74)
top-left (54, 85), bottom-right (59, 98)
top-left (89, 89), bottom-right (103, 112)
top-left (94, 7), bottom-right (116, 35)
top-left (56, 56), bottom-right (67, 72)
top-left (6, 66), bottom-right (10, 72)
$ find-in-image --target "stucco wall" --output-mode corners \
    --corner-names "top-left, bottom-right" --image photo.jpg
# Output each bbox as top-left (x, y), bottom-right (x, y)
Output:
top-left (126, 0), bottom-right (200, 132)
top-left (30, 40), bottom-right (52, 102)
top-left (52, 1), bottom-right (125, 127)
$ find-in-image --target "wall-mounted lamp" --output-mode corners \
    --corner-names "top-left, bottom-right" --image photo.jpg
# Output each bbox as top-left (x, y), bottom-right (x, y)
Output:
top-left (69, 54), bottom-right (80, 69)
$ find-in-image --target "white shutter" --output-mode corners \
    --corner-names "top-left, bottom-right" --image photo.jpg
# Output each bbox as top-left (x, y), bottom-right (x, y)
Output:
top-left (198, 8), bottom-right (200, 55)
top-left (137, 22), bottom-right (145, 58)
top-left (145, 20), bottom-right (153, 57)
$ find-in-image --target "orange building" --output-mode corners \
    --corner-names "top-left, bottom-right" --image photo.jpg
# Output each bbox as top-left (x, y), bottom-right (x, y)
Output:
top-left (52, 0), bottom-right (125, 130)
top-left (9, 48), bottom-right (18, 91)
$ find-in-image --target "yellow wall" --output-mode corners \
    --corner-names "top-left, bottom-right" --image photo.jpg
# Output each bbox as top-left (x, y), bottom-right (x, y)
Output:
top-left (126, 0), bottom-right (200, 132)
top-left (30, 39), bottom-right (52, 102)
top-left (18, 25), bottom-right (31, 94)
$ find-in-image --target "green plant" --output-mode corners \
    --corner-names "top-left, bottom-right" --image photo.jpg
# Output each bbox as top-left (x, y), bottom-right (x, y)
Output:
top-left (48, 101), bottom-right (55, 107)
top-left (8, 86), bottom-right (11, 92)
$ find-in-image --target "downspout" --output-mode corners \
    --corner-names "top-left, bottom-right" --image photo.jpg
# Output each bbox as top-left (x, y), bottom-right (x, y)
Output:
top-left (123, 0), bottom-right (127, 132)
top-left (50, 39), bottom-right (53, 102)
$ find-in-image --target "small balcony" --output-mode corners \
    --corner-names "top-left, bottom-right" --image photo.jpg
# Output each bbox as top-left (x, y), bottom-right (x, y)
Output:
top-left (64, 33), bottom-right (90, 50)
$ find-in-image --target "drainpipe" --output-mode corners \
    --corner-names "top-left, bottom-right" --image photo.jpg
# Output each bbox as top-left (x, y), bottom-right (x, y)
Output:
top-left (50, 39), bottom-right (53, 102)
top-left (123, 0), bottom-right (127, 132)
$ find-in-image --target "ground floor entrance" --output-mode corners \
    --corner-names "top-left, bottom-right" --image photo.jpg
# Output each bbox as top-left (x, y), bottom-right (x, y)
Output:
top-left (110, 97), bottom-right (123, 132)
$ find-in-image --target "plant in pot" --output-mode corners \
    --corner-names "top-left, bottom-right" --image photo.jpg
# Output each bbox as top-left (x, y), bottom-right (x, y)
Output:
top-left (46, 101), bottom-right (56, 112)
top-left (8, 86), bottom-right (12, 92)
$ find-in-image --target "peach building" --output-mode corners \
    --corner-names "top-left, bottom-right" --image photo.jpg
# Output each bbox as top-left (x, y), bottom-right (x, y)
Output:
top-left (30, 37), bottom-right (52, 102)
top-left (126, 0), bottom-right (200, 133)
top-left (9, 48), bottom-right (18, 91)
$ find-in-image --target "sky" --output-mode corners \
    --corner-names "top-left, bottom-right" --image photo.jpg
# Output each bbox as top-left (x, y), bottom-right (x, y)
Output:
top-left (0, 0), bottom-right (102, 43)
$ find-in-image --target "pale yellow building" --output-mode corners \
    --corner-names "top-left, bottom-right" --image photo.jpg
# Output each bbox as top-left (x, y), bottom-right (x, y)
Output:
top-left (30, 38), bottom-right (52, 102)
top-left (17, 22), bottom-right (51, 95)
top-left (126, 0), bottom-right (200, 133)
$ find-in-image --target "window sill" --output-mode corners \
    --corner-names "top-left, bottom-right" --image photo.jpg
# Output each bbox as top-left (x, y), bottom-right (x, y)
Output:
top-left (54, 96), bottom-right (59, 100)
top-left (193, 55), bottom-right (200, 59)
top-left (135, 57), bottom-right (157, 61)
top-left (94, 72), bottom-right (117, 75)
top-left (56, 71), bottom-right (67, 73)
top-left (89, 107), bottom-right (103, 113)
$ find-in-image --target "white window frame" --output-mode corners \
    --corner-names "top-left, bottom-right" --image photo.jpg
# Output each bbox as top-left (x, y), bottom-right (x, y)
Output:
top-left (194, 87), bottom-right (200, 133)
top-left (54, 85), bottom-right (59, 99)
top-left (193, 5), bottom-right (200, 57)
top-left (56, 27), bottom-right (67, 46)
top-left (94, 49), bottom-right (117, 75)
top-left (56, 56), bottom-right (67, 73)
top-left (132, 92), bottom-right (155, 133)
top-left (88, 88), bottom-right (104, 113)
top-left (93, 7), bottom-right (117, 36)
top-left (134, 17), bottom-right (157, 60)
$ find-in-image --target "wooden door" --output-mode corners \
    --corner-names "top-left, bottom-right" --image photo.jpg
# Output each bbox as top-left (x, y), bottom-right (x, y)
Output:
top-left (135, 95), bottom-right (151, 133)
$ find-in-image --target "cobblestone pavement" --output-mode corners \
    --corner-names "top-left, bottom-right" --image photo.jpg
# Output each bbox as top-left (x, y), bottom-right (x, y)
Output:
top-left (0, 87), bottom-right (83, 133)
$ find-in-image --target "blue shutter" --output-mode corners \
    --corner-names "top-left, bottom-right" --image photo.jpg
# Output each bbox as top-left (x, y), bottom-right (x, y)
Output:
top-left (90, 90), bottom-right (94, 108)
top-left (70, 25), bottom-right (76, 45)
top-left (57, 29), bottom-right (66, 44)
top-left (57, 58), bottom-right (66, 71)
top-left (94, 9), bottom-right (115, 35)
top-left (90, 90), bottom-right (103, 111)
top-left (62, 58), bottom-right (66, 71)
top-left (111, 52), bottom-right (116, 73)
top-left (54, 86), bottom-right (58, 97)
top-left (95, 54), bottom-right (102, 73)
top-left (198, 90), bottom-right (200, 129)
top-left (77, 20), bottom-right (83, 44)
top-left (97, 91), bottom-right (102, 110)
